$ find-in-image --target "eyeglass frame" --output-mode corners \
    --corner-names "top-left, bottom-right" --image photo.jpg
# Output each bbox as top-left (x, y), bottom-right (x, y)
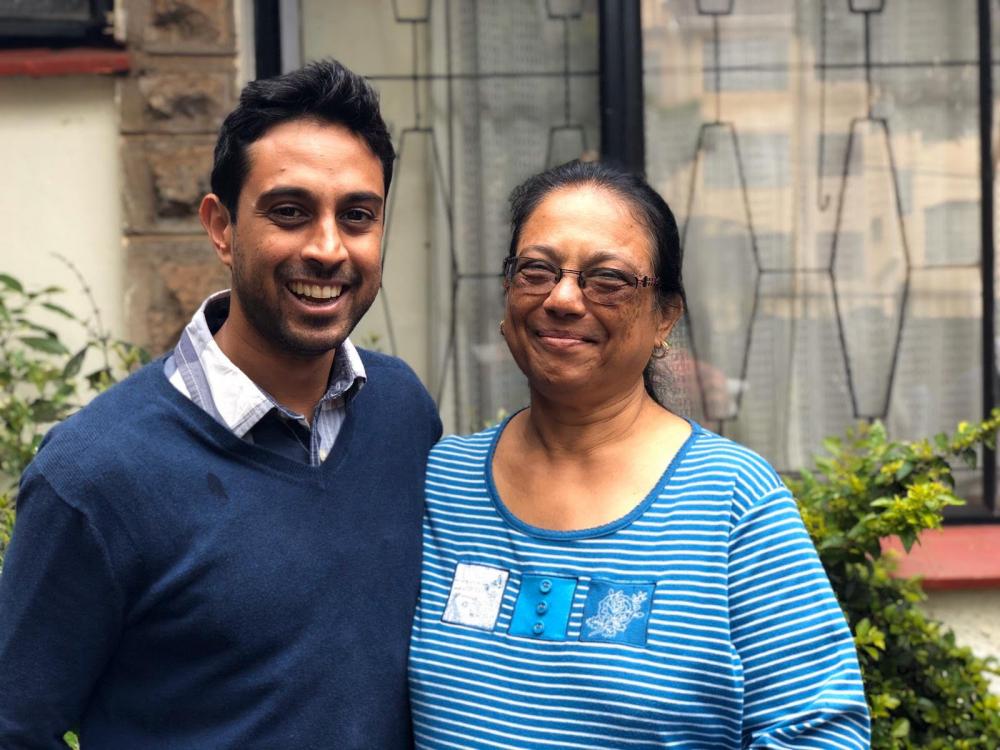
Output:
top-left (502, 255), bottom-right (660, 306)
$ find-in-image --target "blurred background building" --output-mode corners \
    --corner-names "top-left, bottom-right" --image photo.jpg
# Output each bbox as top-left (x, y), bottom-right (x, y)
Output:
top-left (1, 0), bottom-right (998, 663)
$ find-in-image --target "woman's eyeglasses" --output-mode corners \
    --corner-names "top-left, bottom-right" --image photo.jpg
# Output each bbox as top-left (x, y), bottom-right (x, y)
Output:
top-left (503, 256), bottom-right (659, 307)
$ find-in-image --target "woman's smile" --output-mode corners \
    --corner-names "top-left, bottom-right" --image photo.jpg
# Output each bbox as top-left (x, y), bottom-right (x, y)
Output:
top-left (533, 328), bottom-right (597, 350)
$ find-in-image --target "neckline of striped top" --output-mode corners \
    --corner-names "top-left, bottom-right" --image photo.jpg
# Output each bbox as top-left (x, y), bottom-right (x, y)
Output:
top-left (484, 411), bottom-right (704, 540)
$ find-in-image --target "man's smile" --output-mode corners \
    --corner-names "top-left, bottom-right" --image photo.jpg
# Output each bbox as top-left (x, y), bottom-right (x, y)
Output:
top-left (286, 281), bottom-right (345, 303)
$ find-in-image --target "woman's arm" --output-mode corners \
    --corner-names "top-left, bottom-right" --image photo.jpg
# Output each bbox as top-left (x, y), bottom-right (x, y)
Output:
top-left (728, 486), bottom-right (871, 749)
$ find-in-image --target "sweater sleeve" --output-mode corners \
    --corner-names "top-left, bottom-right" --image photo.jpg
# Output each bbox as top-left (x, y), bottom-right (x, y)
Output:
top-left (728, 486), bottom-right (871, 749)
top-left (0, 469), bottom-right (125, 748)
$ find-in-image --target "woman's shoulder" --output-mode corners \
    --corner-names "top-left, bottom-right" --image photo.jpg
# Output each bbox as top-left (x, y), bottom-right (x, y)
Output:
top-left (683, 422), bottom-right (788, 497)
top-left (430, 424), bottom-right (500, 461)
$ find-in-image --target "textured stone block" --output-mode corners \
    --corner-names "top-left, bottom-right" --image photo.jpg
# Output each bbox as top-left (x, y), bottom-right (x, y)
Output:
top-left (129, 0), bottom-right (235, 55)
top-left (123, 135), bottom-right (214, 233)
top-left (120, 57), bottom-right (234, 134)
top-left (126, 235), bottom-right (230, 355)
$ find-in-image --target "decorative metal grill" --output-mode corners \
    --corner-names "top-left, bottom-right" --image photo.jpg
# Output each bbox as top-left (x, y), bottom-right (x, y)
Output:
top-left (644, 0), bottom-right (995, 518)
top-left (298, 0), bottom-right (600, 430)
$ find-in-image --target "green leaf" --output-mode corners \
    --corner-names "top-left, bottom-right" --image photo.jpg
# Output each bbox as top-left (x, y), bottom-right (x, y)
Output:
top-left (0, 273), bottom-right (23, 292)
top-left (29, 399), bottom-right (64, 422)
top-left (63, 346), bottom-right (88, 379)
top-left (822, 437), bottom-right (842, 456)
top-left (40, 302), bottom-right (75, 319)
top-left (85, 367), bottom-right (112, 389)
top-left (18, 336), bottom-right (69, 355)
top-left (15, 319), bottom-right (57, 338)
top-left (891, 718), bottom-right (911, 739)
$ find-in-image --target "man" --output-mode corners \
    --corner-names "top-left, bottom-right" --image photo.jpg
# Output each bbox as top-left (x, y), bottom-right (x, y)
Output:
top-left (0, 59), bottom-right (441, 748)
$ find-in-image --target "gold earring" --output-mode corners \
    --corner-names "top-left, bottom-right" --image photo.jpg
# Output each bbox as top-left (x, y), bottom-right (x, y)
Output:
top-left (652, 339), bottom-right (670, 359)
top-left (499, 320), bottom-right (506, 337)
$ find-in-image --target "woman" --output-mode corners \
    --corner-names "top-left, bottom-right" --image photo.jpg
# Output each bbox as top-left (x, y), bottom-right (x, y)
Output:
top-left (409, 161), bottom-right (870, 749)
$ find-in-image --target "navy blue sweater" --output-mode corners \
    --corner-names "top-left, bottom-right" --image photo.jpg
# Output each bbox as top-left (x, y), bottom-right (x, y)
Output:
top-left (0, 350), bottom-right (441, 749)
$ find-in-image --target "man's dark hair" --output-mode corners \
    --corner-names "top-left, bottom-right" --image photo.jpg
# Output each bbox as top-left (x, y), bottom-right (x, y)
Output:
top-left (211, 59), bottom-right (395, 219)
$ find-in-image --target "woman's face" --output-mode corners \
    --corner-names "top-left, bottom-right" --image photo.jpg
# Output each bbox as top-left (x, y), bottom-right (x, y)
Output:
top-left (503, 184), bottom-right (677, 403)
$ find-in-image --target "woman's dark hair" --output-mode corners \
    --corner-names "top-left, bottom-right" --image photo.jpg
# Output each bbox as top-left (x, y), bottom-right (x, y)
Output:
top-left (507, 160), bottom-right (686, 401)
top-left (210, 58), bottom-right (395, 220)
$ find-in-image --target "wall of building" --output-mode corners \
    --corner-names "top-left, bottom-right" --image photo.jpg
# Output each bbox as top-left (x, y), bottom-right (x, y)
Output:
top-left (0, 0), bottom-right (240, 363)
top-left (121, 0), bottom-right (237, 355)
top-left (0, 75), bottom-right (123, 357)
top-left (922, 590), bottom-right (1000, 693)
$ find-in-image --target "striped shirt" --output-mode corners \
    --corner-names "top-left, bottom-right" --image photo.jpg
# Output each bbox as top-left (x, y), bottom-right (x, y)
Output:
top-left (409, 419), bottom-right (870, 749)
top-left (164, 291), bottom-right (365, 465)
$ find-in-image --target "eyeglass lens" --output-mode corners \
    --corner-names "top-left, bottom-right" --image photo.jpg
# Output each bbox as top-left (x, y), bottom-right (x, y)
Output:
top-left (506, 258), bottom-right (644, 306)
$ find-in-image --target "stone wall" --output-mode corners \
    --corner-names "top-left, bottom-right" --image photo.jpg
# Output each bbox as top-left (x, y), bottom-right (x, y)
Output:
top-left (121, 0), bottom-right (237, 354)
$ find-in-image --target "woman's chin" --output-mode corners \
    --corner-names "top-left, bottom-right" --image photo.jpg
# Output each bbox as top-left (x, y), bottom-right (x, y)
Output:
top-left (527, 370), bottom-right (601, 400)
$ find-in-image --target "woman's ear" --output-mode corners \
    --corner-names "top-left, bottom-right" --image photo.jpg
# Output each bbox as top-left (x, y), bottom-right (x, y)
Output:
top-left (656, 295), bottom-right (684, 343)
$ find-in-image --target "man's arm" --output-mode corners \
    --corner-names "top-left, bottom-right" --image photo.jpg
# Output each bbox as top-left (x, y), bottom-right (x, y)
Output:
top-left (0, 469), bottom-right (124, 748)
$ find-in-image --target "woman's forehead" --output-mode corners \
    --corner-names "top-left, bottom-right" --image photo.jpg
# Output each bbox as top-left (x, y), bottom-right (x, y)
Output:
top-left (519, 185), bottom-right (655, 264)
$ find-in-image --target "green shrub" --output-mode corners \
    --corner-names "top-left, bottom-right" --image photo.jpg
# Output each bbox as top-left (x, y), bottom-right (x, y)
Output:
top-left (789, 417), bottom-right (1000, 748)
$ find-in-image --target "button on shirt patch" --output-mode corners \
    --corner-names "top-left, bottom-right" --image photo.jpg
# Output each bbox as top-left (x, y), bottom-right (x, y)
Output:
top-left (442, 562), bottom-right (509, 631)
top-left (508, 574), bottom-right (577, 641)
top-left (581, 580), bottom-right (655, 646)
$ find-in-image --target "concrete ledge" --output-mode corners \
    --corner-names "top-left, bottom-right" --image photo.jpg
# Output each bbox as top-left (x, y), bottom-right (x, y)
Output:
top-left (882, 525), bottom-right (1000, 589)
top-left (0, 48), bottom-right (130, 78)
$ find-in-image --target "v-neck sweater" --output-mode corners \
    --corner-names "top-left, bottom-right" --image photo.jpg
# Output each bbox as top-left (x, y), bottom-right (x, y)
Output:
top-left (0, 350), bottom-right (441, 749)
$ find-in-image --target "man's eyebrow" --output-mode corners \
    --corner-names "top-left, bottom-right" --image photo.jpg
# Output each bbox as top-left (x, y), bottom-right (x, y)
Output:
top-left (340, 191), bottom-right (385, 208)
top-left (255, 186), bottom-right (313, 204)
top-left (254, 188), bottom-right (384, 208)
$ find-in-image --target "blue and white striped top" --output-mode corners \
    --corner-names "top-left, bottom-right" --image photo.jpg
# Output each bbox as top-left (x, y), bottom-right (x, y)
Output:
top-left (409, 419), bottom-right (870, 749)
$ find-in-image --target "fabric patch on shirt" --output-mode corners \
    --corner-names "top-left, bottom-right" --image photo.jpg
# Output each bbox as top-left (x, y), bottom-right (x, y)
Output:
top-left (580, 580), bottom-right (655, 646)
top-left (508, 574), bottom-right (577, 641)
top-left (442, 563), bottom-right (509, 631)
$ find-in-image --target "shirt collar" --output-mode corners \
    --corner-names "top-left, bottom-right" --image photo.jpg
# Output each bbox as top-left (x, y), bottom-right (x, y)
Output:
top-left (172, 290), bottom-right (366, 437)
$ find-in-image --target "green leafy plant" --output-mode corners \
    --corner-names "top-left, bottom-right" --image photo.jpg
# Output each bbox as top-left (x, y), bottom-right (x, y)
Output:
top-left (789, 416), bottom-right (1000, 749)
top-left (0, 270), bottom-right (147, 565)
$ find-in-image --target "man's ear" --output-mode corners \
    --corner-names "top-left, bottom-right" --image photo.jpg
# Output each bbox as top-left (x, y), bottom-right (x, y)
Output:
top-left (199, 194), bottom-right (234, 268)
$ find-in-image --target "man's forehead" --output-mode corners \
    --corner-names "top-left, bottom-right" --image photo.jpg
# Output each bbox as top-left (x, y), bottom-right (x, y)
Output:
top-left (240, 118), bottom-right (384, 197)
top-left (246, 117), bottom-right (375, 160)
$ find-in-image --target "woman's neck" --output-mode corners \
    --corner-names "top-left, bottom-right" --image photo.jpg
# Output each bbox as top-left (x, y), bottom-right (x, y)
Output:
top-left (520, 380), bottom-right (658, 460)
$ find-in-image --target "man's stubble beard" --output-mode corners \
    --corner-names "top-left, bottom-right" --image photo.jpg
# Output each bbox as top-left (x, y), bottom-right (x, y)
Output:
top-left (228, 240), bottom-right (380, 359)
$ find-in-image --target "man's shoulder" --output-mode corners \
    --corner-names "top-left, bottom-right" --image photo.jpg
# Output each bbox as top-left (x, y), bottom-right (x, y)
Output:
top-left (353, 348), bottom-right (442, 439)
top-left (33, 361), bottom-right (174, 468)
top-left (357, 348), bottom-right (420, 378)
top-left (356, 349), bottom-right (433, 399)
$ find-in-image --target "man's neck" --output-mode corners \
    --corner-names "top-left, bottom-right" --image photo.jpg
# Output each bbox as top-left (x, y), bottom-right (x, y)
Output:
top-left (213, 318), bottom-right (335, 421)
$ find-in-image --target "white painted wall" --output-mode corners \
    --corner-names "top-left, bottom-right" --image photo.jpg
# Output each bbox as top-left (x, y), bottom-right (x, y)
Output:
top-left (921, 590), bottom-right (1000, 693)
top-left (0, 75), bottom-right (123, 358)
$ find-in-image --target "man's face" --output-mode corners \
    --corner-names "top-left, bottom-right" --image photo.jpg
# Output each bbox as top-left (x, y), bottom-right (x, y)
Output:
top-left (217, 118), bottom-right (385, 359)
